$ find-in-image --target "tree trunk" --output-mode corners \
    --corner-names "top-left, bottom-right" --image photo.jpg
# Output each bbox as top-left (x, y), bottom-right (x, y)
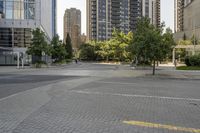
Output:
top-left (152, 60), bottom-right (156, 75)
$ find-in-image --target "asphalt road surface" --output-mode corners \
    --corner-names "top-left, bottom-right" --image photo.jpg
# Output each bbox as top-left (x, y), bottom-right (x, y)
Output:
top-left (0, 63), bottom-right (200, 133)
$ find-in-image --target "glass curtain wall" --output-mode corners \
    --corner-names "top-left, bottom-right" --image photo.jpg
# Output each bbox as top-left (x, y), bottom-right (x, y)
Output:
top-left (0, 28), bottom-right (32, 47)
top-left (0, 0), bottom-right (35, 20)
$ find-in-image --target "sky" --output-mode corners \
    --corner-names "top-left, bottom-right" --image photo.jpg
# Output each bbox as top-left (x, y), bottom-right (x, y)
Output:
top-left (57, 0), bottom-right (174, 39)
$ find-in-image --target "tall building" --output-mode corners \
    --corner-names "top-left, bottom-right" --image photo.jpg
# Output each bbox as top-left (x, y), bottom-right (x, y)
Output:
top-left (154, 0), bottom-right (160, 28)
top-left (0, 0), bottom-right (57, 65)
top-left (174, 0), bottom-right (200, 41)
top-left (87, 0), bottom-right (112, 41)
top-left (87, 0), bottom-right (131, 41)
top-left (111, 0), bottom-right (129, 34)
top-left (129, 0), bottom-right (142, 31)
top-left (142, 0), bottom-right (160, 28)
top-left (80, 34), bottom-right (87, 44)
top-left (174, 0), bottom-right (184, 32)
top-left (63, 8), bottom-right (81, 50)
top-left (52, 0), bottom-right (57, 37)
top-left (86, 0), bottom-right (92, 41)
top-left (87, 0), bottom-right (160, 41)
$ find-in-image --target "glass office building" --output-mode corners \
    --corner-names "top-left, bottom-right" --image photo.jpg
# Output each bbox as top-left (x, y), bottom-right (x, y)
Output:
top-left (0, 0), bottom-right (36, 20)
top-left (0, 0), bottom-right (36, 48)
top-left (0, 0), bottom-right (57, 65)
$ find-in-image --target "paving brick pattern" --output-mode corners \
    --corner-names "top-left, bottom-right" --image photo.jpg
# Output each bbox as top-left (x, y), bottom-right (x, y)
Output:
top-left (10, 78), bottom-right (200, 133)
top-left (0, 63), bottom-right (200, 133)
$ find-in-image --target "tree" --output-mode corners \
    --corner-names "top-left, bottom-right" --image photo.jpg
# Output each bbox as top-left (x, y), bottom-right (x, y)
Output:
top-left (183, 33), bottom-right (186, 40)
top-left (178, 40), bottom-right (192, 45)
top-left (96, 41), bottom-right (111, 61)
top-left (191, 34), bottom-right (198, 45)
top-left (132, 17), bottom-right (174, 75)
top-left (27, 28), bottom-right (50, 63)
top-left (162, 28), bottom-right (176, 62)
top-left (79, 43), bottom-right (96, 60)
top-left (65, 33), bottom-right (73, 59)
top-left (108, 29), bottom-right (133, 61)
top-left (51, 35), bottom-right (67, 63)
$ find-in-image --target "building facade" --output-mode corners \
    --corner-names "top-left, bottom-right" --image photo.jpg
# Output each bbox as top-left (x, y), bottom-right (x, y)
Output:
top-left (63, 8), bottom-right (81, 50)
top-left (142, 0), bottom-right (160, 28)
top-left (80, 33), bottom-right (87, 44)
top-left (111, 0), bottom-right (129, 34)
top-left (0, 0), bottom-right (57, 65)
top-left (87, 0), bottom-right (160, 41)
top-left (129, 0), bottom-right (142, 31)
top-left (184, 0), bottom-right (193, 6)
top-left (174, 0), bottom-right (200, 41)
top-left (174, 0), bottom-right (184, 32)
top-left (174, 0), bottom-right (194, 33)
top-left (154, 0), bottom-right (160, 28)
top-left (52, 0), bottom-right (57, 37)
top-left (87, 0), bottom-right (112, 41)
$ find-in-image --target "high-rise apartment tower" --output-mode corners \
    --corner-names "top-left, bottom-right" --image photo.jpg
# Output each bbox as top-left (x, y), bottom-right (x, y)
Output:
top-left (63, 8), bottom-right (81, 50)
top-left (87, 0), bottom-right (160, 41)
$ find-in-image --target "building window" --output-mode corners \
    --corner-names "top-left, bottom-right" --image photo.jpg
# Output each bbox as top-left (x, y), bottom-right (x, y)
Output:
top-left (6, 1), bottom-right (13, 19)
top-left (0, 0), bottom-right (35, 20)
top-left (0, 28), bottom-right (32, 48)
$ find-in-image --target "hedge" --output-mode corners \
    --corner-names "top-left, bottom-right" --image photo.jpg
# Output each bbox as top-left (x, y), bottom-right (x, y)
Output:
top-left (185, 54), bottom-right (200, 66)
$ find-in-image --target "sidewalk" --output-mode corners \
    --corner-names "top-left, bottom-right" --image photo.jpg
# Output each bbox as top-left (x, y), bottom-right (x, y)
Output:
top-left (0, 63), bottom-right (74, 74)
top-left (0, 66), bottom-right (31, 74)
top-left (156, 63), bottom-right (200, 80)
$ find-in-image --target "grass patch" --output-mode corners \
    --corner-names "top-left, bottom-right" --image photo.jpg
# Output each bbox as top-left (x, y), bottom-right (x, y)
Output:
top-left (176, 66), bottom-right (200, 70)
top-left (53, 60), bottom-right (67, 65)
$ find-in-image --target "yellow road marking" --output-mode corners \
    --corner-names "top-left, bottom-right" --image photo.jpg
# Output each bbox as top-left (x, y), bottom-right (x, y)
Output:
top-left (123, 121), bottom-right (200, 133)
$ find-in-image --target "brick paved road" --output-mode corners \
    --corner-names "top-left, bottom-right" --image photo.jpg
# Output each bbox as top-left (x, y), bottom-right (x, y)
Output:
top-left (0, 63), bottom-right (200, 133)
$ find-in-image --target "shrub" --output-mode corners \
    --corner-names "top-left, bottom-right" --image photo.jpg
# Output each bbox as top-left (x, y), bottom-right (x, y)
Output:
top-left (190, 54), bottom-right (200, 66)
top-left (34, 60), bottom-right (47, 68)
top-left (185, 54), bottom-right (200, 66)
top-left (185, 56), bottom-right (191, 66)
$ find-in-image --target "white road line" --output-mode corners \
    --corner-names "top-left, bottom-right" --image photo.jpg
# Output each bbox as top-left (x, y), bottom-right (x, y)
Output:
top-left (94, 81), bottom-right (138, 85)
top-left (71, 90), bottom-right (200, 102)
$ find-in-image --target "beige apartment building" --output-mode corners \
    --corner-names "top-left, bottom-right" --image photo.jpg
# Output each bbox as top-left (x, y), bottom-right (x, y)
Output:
top-left (174, 0), bottom-right (200, 41)
top-left (174, 0), bottom-right (184, 33)
top-left (63, 8), bottom-right (81, 51)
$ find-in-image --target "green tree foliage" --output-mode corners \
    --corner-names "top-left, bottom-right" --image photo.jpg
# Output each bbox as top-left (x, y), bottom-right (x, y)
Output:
top-left (51, 35), bottom-right (67, 63)
top-left (178, 40), bottom-right (192, 45)
top-left (96, 41), bottom-right (112, 61)
top-left (94, 29), bottom-right (133, 62)
top-left (185, 54), bottom-right (200, 66)
top-left (162, 28), bottom-right (176, 58)
top-left (132, 17), bottom-right (175, 75)
top-left (109, 29), bottom-right (133, 61)
top-left (65, 33), bottom-right (73, 59)
top-left (27, 28), bottom-right (50, 62)
top-left (178, 37), bottom-right (192, 60)
top-left (79, 30), bottom-right (133, 62)
top-left (79, 42), bottom-right (96, 60)
top-left (183, 33), bottom-right (186, 40)
top-left (191, 34), bottom-right (198, 45)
